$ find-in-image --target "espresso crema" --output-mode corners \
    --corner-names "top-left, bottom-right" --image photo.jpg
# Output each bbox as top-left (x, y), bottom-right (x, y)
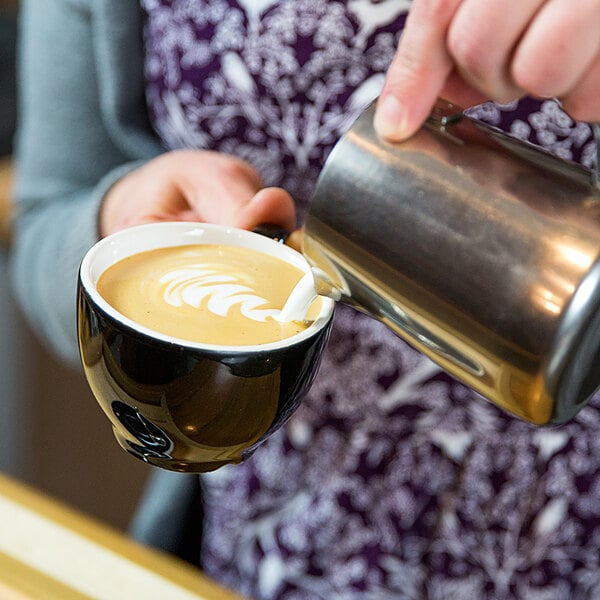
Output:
top-left (97, 244), bottom-right (320, 345)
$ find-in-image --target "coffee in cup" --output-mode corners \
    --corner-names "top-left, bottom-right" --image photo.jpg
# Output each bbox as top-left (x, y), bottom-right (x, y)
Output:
top-left (97, 244), bottom-right (322, 346)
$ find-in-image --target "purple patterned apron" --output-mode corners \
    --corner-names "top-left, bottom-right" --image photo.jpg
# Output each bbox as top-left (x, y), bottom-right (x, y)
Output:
top-left (142, 2), bottom-right (600, 598)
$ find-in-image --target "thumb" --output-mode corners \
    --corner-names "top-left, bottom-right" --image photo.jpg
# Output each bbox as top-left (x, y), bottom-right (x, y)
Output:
top-left (234, 187), bottom-right (297, 233)
top-left (374, 0), bottom-right (462, 141)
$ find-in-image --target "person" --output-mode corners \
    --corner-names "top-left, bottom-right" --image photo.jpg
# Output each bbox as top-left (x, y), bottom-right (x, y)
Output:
top-left (11, 0), bottom-right (600, 598)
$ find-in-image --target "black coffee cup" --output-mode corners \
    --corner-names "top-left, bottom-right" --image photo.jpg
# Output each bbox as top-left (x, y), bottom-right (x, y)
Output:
top-left (77, 222), bottom-right (334, 473)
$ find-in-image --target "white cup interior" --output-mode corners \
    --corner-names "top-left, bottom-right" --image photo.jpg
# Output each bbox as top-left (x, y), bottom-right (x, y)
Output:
top-left (79, 222), bottom-right (335, 351)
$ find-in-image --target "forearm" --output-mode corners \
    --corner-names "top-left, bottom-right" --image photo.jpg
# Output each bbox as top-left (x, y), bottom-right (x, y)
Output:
top-left (10, 162), bottom-right (145, 366)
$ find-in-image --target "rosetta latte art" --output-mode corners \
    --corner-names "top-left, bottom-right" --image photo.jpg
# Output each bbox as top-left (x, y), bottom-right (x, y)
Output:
top-left (160, 265), bottom-right (280, 322)
top-left (97, 244), bottom-right (318, 345)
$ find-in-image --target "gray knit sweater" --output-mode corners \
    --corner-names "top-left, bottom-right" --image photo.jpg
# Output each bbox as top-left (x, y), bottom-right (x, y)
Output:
top-left (12, 0), bottom-right (163, 365)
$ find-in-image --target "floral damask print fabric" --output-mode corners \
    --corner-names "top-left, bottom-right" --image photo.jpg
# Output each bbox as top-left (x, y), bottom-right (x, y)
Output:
top-left (467, 98), bottom-right (597, 169)
top-left (142, 0), bottom-right (410, 214)
top-left (200, 309), bottom-right (600, 599)
top-left (142, 1), bottom-right (600, 598)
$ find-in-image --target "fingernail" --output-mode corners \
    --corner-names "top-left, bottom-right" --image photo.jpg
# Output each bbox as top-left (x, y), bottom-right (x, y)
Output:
top-left (374, 95), bottom-right (407, 140)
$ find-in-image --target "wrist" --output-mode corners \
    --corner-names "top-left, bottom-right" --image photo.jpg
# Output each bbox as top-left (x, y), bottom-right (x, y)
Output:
top-left (98, 175), bottom-right (131, 238)
top-left (96, 160), bottom-right (151, 238)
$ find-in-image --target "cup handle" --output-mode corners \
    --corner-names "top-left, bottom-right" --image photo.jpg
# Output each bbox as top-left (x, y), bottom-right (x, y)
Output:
top-left (252, 223), bottom-right (290, 243)
top-left (426, 98), bottom-right (465, 129)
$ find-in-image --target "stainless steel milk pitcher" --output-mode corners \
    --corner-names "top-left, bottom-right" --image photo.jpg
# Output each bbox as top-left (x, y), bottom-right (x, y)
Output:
top-left (302, 100), bottom-right (600, 425)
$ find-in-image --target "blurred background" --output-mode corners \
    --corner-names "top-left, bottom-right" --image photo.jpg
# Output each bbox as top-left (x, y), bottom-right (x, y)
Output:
top-left (0, 0), bottom-right (150, 531)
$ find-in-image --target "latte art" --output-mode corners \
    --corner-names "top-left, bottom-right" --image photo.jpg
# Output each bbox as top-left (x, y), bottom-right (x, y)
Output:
top-left (97, 244), bottom-right (321, 346)
top-left (160, 265), bottom-right (280, 322)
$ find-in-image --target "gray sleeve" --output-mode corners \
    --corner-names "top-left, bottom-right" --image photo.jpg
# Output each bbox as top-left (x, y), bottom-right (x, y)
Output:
top-left (10, 0), bottom-right (147, 366)
top-left (129, 468), bottom-right (203, 561)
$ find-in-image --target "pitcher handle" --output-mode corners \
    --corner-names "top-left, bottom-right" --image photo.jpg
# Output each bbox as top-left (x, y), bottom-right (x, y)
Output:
top-left (428, 99), bottom-right (600, 196)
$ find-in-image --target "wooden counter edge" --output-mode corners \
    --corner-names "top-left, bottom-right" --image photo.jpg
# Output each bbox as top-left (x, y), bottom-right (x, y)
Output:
top-left (0, 472), bottom-right (244, 600)
top-left (0, 550), bottom-right (89, 600)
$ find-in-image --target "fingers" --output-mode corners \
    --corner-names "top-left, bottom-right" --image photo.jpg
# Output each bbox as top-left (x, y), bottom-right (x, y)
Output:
top-left (447, 0), bottom-right (545, 101)
top-left (510, 0), bottom-right (600, 101)
top-left (374, 0), bottom-right (463, 141)
top-left (177, 151), bottom-right (263, 219)
top-left (234, 187), bottom-right (297, 233)
top-left (561, 54), bottom-right (600, 123)
top-left (181, 153), bottom-right (296, 230)
top-left (437, 69), bottom-right (490, 109)
top-left (99, 151), bottom-right (298, 237)
top-left (376, 0), bottom-right (600, 143)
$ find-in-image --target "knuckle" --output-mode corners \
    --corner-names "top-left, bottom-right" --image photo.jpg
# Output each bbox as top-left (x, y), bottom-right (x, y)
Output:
top-left (560, 95), bottom-right (598, 123)
top-left (510, 60), bottom-right (551, 97)
top-left (447, 24), bottom-right (520, 102)
top-left (511, 61), bottom-right (555, 99)
top-left (163, 149), bottom-right (197, 169)
top-left (418, 0), bottom-right (458, 22)
top-left (225, 155), bottom-right (260, 183)
top-left (447, 26), bottom-right (489, 82)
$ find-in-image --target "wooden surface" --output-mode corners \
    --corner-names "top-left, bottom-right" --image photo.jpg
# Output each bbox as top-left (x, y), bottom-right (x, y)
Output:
top-left (0, 157), bottom-right (13, 245)
top-left (0, 473), bottom-right (244, 600)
